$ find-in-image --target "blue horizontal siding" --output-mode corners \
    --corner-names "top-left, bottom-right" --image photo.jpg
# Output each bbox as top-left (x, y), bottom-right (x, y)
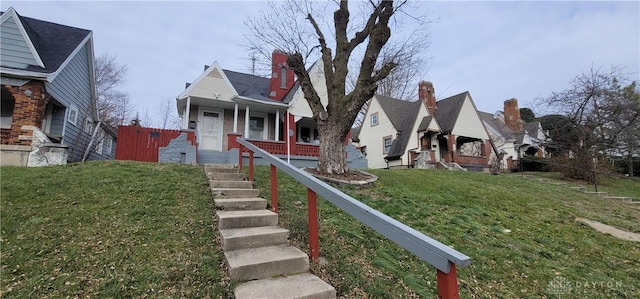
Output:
top-left (0, 16), bottom-right (38, 68)
top-left (45, 42), bottom-right (97, 162)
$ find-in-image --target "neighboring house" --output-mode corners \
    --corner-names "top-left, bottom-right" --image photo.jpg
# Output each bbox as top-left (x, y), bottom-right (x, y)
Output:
top-left (480, 99), bottom-right (549, 170)
top-left (176, 50), bottom-right (337, 164)
top-left (352, 94), bottom-right (436, 169)
top-left (353, 81), bottom-right (494, 171)
top-left (0, 7), bottom-right (115, 166)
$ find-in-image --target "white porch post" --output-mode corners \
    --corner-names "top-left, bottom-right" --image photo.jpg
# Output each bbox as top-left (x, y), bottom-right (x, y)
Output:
top-left (183, 96), bottom-right (191, 129)
top-left (275, 110), bottom-right (280, 141)
top-left (233, 102), bottom-right (238, 133)
top-left (244, 105), bottom-right (250, 138)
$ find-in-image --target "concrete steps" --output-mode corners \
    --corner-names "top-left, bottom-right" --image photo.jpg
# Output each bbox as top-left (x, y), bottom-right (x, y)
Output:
top-left (235, 273), bottom-right (336, 299)
top-left (208, 172), bottom-right (248, 181)
top-left (210, 180), bottom-right (253, 189)
top-left (204, 164), bottom-right (335, 298)
top-left (215, 197), bottom-right (267, 211)
top-left (225, 245), bottom-right (310, 280)
top-left (216, 210), bottom-right (278, 229)
top-left (211, 188), bottom-right (260, 198)
top-left (219, 226), bottom-right (289, 251)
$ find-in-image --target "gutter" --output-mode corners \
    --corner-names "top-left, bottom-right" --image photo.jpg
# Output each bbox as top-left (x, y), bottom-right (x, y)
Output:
top-left (0, 68), bottom-right (49, 81)
top-left (235, 96), bottom-right (289, 108)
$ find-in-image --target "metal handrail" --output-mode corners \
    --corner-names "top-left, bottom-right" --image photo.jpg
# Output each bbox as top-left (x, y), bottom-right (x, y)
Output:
top-left (237, 138), bottom-right (471, 273)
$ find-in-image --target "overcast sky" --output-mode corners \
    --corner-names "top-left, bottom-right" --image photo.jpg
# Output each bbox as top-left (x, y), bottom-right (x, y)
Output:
top-left (3, 1), bottom-right (639, 122)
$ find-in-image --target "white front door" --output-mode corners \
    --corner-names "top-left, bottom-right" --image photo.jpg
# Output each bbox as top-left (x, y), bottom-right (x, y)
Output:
top-left (199, 110), bottom-right (223, 151)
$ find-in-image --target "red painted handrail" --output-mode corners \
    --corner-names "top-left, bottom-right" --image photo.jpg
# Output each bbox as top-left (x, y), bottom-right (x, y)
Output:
top-left (239, 137), bottom-right (468, 299)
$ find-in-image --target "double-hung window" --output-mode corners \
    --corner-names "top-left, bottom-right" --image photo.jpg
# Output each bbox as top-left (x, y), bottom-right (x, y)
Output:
top-left (371, 112), bottom-right (379, 126)
top-left (383, 136), bottom-right (392, 154)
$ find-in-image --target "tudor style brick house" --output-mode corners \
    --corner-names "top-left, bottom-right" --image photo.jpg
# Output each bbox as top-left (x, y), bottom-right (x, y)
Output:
top-left (352, 81), bottom-right (495, 171)
top-left (480, 99), bottom-right (549, 171)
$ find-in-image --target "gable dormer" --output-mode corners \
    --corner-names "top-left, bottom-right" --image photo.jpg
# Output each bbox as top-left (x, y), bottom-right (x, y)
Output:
top-left (0, 7), bottom-right (45, 69)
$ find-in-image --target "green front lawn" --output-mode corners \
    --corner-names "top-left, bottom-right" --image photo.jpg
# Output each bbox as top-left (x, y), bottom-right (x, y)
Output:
top-left (1, 161), bottom-right (232, 298)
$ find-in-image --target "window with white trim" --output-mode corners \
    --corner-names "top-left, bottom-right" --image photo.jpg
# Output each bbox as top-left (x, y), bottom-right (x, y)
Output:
top-left (383, 136), bottom-right (392, 154)
top-left (96, 130), bottom-right (104, 155)
top-left (371, 112), bottom-right (379, 126)
top-left (68, 105), bottom-right (78, 126)
top-left (104, 135), bottom-right (112, 155)
top-left (84, 117), bottom-right (93, 134)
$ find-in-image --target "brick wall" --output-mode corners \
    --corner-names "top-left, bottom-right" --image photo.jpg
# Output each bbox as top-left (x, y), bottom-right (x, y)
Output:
top-left (504, 98), bottom-right (523, 131)
top-left (456, 155), bottom-right (488, 166)
top-left (1, 81), bottom-right (50, 146)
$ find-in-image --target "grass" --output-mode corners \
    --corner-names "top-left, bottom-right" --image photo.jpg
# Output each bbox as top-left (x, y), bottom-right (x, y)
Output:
top-left (251, 166), bottom-right (640, 298)
top-left (1, 161), bottom-right (232, 298)
top-left (519, 171), bottom-right (640, 200)
top-left (2, 161), bottom-right (638, 298)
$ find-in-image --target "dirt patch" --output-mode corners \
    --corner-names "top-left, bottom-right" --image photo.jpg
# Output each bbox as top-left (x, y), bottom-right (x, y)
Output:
top-left (576, 218), bottom-right (640, 242)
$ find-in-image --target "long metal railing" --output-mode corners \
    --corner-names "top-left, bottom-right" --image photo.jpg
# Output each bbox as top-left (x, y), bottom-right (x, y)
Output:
top-left (236, 138), bottom-right (471, 298)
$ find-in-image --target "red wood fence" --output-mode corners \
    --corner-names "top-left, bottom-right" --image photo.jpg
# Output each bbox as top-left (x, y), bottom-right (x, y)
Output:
top-left (115, 126), bottom-right (197, 162)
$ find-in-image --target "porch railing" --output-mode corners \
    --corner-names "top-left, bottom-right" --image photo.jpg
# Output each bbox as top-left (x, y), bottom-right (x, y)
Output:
top-left (236, 137), bottom-right (471, 299)
top-left (228, 133), bottom-right (319, 157)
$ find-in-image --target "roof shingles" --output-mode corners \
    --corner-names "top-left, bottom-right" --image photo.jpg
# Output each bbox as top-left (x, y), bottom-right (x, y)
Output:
top-left (374, 95), bottom-right (423, 160)
top-left (14, 14), bottom-right (91, 74)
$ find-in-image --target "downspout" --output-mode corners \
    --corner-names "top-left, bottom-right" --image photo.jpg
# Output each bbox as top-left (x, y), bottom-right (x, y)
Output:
top-left (82, 121), bottom-right (102, 162)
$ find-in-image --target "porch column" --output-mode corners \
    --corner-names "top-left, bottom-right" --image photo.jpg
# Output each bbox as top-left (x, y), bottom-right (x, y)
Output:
top-left (233, 102), bottom-right (238, 133)
top-left (285, 112), bottom-right (296, 158)
top-left (275, 110), bottom-right (280, 141)
top-left (448, 133), bottom-right (457, 163)
top-left (183, 96), bottom-right (191, 129)
top-left (244, 105), bottom-right (250, 138)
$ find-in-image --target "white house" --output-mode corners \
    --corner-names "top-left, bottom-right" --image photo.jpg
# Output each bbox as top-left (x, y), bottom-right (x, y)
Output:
top-left (353, 81), bottom-right (494, 171)
top-left (175, 50), bottom-right (331, 163)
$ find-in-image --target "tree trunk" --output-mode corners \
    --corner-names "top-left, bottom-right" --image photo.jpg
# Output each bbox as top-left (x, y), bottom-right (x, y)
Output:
top-left (628, 154), bottom-right (635, 177)
top-left (316, 119), bottom-right (349, 174)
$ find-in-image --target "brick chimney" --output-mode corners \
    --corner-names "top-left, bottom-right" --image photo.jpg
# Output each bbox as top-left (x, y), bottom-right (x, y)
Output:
top-left (419, 81), bottom-right (437, 115)
top-left (504, 98), bottom-right (523, 131)
top-left (269, 50), bottom-right (295, 101)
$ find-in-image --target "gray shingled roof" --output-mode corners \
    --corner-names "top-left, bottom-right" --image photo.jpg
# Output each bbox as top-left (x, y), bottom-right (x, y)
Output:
top-left (479, 111), bottom-right (516, 141)
top-left (433, 91), bottom-right (469, 133)
top-left (374, 95), bottom-right (423, 160)
top-left (223, 69), bottom-right (283, 103)
top-left (417, 116), bottom-right (434, 132)
top-left (5, 12), bottom-right (92, 74)
top-left (524, 122), bottom-right (542, 137)
top-left (282, 60), bottom-right (318, 104)
top-left (282, 80), bottom-right (299, 104)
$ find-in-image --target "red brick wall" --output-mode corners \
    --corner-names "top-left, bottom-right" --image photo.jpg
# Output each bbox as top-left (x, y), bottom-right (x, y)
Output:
top-left (504, 98), bottom-right (523, 131)
top-left (419, 81), bottom-right (437, 115)
top-left (1, 82), bottom-right (49, 146)
top-left (269, 50), bottom-right (295, 101)
top-left (456, 155), bottom-right (488, 166)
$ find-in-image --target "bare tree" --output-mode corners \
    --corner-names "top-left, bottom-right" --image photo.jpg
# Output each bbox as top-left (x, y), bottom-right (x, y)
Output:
top-left (540, 66), bottom-right (640, 177)
top-left (155, 98), bottom-right (180, 129)
top-left (245, 0), bottom-right (432, 174)
top-left (138, 109), bottom-right (154, 128)
top-left (95, 54), bottom-right (133, 126)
